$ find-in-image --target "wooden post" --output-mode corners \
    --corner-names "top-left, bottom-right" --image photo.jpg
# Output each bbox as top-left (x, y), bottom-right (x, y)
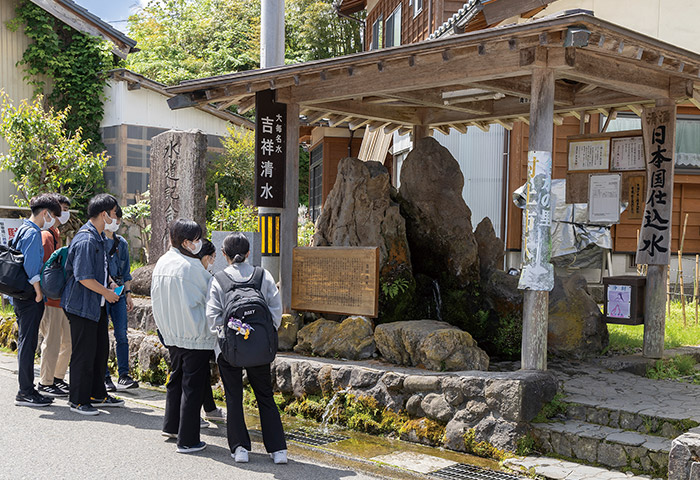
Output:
top-left (667, 266), bottom-right (671, 315)
top-left (521, 66), bottom-right (554, 371)
top-left (412, 125), bottom-right (430, 143)
top-left (280, 103), bottom-right (300, 314)
top-left (641, 98), bottom-right (675, 359)
top-left (679, 213), bottom-right (688, 326)
top-left (695, 254), bottom-right (699, 325)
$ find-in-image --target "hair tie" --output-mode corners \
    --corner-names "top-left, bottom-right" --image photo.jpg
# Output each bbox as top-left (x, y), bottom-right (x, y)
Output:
top-left (233, 254), bottom-right (245, 263)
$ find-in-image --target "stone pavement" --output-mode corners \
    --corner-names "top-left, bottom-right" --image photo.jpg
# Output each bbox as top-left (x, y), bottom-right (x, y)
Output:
top-left (504, 456), bottom-right (657, 480)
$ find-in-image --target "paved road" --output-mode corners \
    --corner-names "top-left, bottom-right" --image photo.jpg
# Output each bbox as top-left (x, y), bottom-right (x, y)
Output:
top-left (0, 363), bottom-right (391, 480)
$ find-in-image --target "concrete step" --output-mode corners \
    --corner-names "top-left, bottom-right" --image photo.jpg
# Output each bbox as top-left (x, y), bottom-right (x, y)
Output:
top-left (563, 403), bottom-right (698, 439)
top-left (533, 420), bottom-right (671, 477)
top-left (504, 456), bottom-right (663, 480)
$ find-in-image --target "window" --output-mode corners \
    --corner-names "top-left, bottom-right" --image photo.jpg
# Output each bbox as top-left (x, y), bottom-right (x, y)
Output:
top-left (414, 0), bottom-right (422, 17)
top-left (386, 5), bottom-right (402, 48)
top-left (371, 15), bottom-right (383, 50)
top-left (309, 146), bottom-right (323, 222)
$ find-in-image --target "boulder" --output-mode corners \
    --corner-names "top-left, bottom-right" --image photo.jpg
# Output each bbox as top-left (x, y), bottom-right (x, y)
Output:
top-left (130, 264), bottom-right (156, 296)
top-left (398, 137), bottom-right (479, 286)
top-left (313, 157), bottom-right (411, 279)
top-left (375, 320), bottom-right (489, 371)
top-left (294, 316), bottom-right (376, 360)
top-left (278, 313), bottom-right (302, 351)
top-left (482, 270), bottom-right (523, 318)
top-left (474, 217), bottom-right (504, 278)
top-left (548, 273), bottom-right (609, 358)
top-left (137, 334), bottom-right (169, 373)
top-left (127, 297), bottom-right (157, 332)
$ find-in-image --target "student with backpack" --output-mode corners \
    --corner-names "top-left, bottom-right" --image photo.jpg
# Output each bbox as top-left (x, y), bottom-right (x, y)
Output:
top-left (206, 233), bottom-right (287, 464)
top-left (151, 219), bottom-right (215, 454)
top-left (37, 194), bottom-right (73, 397)
top-left (61, 194), bottom-right (124, 415)
top-left (11, 194), bottom-right (62, 407)
top-left (103, 205), bottom-right (139, 392)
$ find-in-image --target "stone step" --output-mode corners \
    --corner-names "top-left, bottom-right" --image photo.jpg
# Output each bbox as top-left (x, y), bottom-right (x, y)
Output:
top-left (563, 402), bottom-right (698, 439)
top-left (533, 420), bottom-right (672, 477)
top-left (504, 456), bottom-right (663, 480)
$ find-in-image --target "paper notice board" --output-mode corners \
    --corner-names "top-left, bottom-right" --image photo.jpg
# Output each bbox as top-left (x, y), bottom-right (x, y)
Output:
top-left (588, 173), bottom-right (621, 224)
top-left (607, 284), bottom-right (632, 319)
top-left (568, 139), bottom-right (610, 171)
top-left (611, 136), bottom-right (645, 171)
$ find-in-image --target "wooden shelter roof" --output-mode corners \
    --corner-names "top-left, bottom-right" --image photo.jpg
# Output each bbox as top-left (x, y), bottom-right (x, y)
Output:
top-left (165, 12), bottom-right (700, 135)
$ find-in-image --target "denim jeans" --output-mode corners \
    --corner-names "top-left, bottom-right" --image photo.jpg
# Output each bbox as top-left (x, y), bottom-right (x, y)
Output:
top-left (14, 297), bottom-right (45, 396)
top-left (105, 296), bottom-right (129, 378)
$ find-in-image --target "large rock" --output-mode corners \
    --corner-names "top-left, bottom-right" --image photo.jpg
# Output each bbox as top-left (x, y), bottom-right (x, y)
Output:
top-left (130, 264), bottom-right (155, 296)
top-left (482, 270), bottom-right (523, 318)
top-left (313, 157), bottom-right (411, 279)
top-left (375, 320), bottom-right (489, 371)
top-left (294, 316), bottom-right (376, 360)
top-left (127, 296), bottom-right (157, 332)
top-left (398, 137), bottom-right (479, 286)
top-left (474, 217), bottom-right (504, 278)
top-left (548, 273), bottom-right (609, 358)
top-left (278, 313), bottom-right (302, 351)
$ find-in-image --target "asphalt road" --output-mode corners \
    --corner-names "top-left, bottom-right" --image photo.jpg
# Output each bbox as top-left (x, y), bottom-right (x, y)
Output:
top-left (0, 363), bottom-right (390, 480)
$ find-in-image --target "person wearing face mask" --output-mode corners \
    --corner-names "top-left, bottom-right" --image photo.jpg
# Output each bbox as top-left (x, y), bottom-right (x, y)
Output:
top-left (61, 194), bottom-right (124, 416)
top-left (196, 240), bottom-right (226, 424)
top-left (151, 219), bottom-right (216, 454)
top-left (37, 194), bottom-right (74, 398)
top-left (102, 205), bottom-right (139, 392)
top-left (11, 194), bottom-right (62, 407)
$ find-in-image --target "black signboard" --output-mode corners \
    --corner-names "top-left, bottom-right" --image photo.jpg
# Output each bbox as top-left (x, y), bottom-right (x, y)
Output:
top-left (255, 90), bottom-right (286, 208)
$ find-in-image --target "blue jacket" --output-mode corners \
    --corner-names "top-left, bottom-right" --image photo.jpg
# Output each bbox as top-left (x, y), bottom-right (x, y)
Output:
top-left (13, 219), bottom-right (44, 285)
top-left (61, 221), bottom-right (108, 322)
top-left (105, 235), bottom-right (132, 285)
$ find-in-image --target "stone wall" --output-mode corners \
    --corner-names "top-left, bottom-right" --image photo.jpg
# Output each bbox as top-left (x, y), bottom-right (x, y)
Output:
top-left (270, 354), bottom-right (557, 452)
top-left (669, 432), bottom-right (700, 480)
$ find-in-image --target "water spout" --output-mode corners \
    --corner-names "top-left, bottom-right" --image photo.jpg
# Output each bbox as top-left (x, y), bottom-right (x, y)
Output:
top-left (321, 386), bottom-right (351, 433)
top-left (432, 279), bottom-right (443, 322)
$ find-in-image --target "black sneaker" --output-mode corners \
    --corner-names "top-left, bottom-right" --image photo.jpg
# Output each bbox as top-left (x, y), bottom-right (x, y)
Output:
top-left (15, 391), bottom-right (53, 407)
top-left (116, 375), bottom-right (139, 391)
top-left (69, 402), bottom-right (99, 416)
top-left (104, 376), bottom-right (116, 392)
top-left (90, 395), bottom-right (125, 407)
top-left (177, 441), bottom-right (206, 454)
top-left (54, 378), bottom-right (70, 394)
top-left (37, 383), bottom-right (68, 397)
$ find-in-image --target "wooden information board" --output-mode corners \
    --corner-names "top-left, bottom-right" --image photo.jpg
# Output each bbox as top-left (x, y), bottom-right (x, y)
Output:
top-left (291, 247), bottom-right (379, 317)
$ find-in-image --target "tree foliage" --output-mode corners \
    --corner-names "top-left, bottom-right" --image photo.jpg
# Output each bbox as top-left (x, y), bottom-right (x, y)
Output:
top-left (127, 0), bottom-right (261, 85)
top-left (206, 126), bottom-right (256, 215)
top-left (0, 93), bottom-right (108, 212)
top-left (7, 0), bottom-right (116, 150)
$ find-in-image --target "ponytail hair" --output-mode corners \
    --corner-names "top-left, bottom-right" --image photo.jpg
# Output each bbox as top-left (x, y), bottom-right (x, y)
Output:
top-left (222, 233), bottom-right (249, 264)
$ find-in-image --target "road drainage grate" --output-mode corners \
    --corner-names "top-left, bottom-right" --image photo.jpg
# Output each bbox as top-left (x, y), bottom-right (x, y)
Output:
top-left (430, 463), bottom-right (525, 480)
top-left (285, 428), bottom-right (349, 446)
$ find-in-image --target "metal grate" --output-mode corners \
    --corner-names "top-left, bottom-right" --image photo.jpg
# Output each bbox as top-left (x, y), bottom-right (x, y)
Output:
top-left (430, 464), bottom-right (525, 480)
top-left (285, 428), bottom-right (349, 446)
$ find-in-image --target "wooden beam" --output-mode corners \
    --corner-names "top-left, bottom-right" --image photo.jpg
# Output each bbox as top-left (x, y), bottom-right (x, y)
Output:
top-left (238, 96), bottom-right (256, 115)
top-left (381, 90), bottom-right (494, 114)
top-left (383, 123), bottom-right (403, 134)
top-left (465, 76), bottom-right (576, 106)
top-left (450, 123), bottom-right (468, 134)
top-left (291, 46), bottom-right (529, 104)
top-left (304, 110), bottom-right (330, 124)
top-left (349, 118), bottom-right (372, 130)
top-left (304, 100), bottom-right (419, 124)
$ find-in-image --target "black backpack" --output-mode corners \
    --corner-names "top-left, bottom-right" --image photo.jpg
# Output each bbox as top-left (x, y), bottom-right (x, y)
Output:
top-left (215, 267), bottom-right (278, 368)
top-left (0, 226), bottom-right (35, 300)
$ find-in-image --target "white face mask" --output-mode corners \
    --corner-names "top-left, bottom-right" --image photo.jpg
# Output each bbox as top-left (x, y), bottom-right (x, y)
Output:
top-left (189, 239), bottom-right (202, 255)
top-left (104, 213), bottom-right (120, 232)
top-left (41, 213), bottom-right (55, 231)
top-left (58, 210), bottom-right (70, 225)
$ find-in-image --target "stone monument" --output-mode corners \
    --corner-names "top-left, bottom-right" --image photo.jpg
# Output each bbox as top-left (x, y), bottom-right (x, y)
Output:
top-left (149, 129), bottom-right (208, 262)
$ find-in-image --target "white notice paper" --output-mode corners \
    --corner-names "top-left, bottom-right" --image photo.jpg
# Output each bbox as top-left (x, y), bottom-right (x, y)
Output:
top-left (607, 284), bottom-right (631, 319)
top-left (588, 173), bottom-right (621, 224)
top-left (611, 136), bottom-right (645, 171)
top-left (568, 139), bottom-right (610, 171)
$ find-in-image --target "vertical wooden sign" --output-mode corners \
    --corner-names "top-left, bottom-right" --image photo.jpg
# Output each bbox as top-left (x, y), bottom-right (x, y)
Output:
top-left (255, 89), bottom-right (286, 208)
top-left (635, 106), bottom-right (675, 265)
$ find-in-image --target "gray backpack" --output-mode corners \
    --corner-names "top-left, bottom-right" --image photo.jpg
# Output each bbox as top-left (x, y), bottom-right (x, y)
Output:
top-left (215, 267), bottom-right (278, 368)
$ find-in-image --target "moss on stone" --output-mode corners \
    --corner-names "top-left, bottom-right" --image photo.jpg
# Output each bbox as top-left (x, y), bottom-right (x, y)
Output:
top-left (0, 315), bottom-right (17, 351)
top-left (463, 429), bottom-right (508, 461)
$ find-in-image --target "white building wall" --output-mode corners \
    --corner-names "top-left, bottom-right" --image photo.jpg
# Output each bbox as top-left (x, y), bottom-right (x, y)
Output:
top-left (102, 80), bottom-right (232, 136)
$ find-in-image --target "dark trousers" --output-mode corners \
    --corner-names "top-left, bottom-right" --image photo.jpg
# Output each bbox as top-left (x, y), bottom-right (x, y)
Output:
top-left (66, 308), bottom-right (109, 405)
top-left (164, 346), bottom-right (210, 448)
top-left (202, 353), bottom-right (217, 413)
top-left (218, 356), bottom-right (286, 453)
top-left (14, 297), bottom-right (45, 396)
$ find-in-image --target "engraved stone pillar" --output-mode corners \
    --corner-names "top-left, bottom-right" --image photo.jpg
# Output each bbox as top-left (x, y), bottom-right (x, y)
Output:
top-left (149, 129), bottom-right (208, 263)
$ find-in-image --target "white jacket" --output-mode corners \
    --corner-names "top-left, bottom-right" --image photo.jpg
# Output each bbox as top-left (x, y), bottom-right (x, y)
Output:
top-left (206, 262), bottom-right (282, 335)
top-left (151, 248), bottom-right (216, 350)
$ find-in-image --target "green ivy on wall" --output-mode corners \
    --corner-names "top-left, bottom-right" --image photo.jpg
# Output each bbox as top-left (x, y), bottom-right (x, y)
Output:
top-left (7, 0), bottom-right (118, 152)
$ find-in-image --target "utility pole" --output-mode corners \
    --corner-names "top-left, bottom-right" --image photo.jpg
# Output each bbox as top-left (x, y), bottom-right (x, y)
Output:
top-left (259, 0), bottom-right (285, 282)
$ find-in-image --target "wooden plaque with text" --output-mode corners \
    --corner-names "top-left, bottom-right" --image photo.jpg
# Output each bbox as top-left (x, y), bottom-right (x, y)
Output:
top-left (292, 247), bottom-right (379, 317)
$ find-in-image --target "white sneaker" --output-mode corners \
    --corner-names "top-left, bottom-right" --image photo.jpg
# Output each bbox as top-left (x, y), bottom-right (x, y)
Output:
top-left (271, 450), bottom-right (288, 464)
top-left (232, 446), bottom-right (249, 463)
top-left (200, 417), bottom-right (209, 429)
top-left (204, 406), bottom-right (226, 422)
